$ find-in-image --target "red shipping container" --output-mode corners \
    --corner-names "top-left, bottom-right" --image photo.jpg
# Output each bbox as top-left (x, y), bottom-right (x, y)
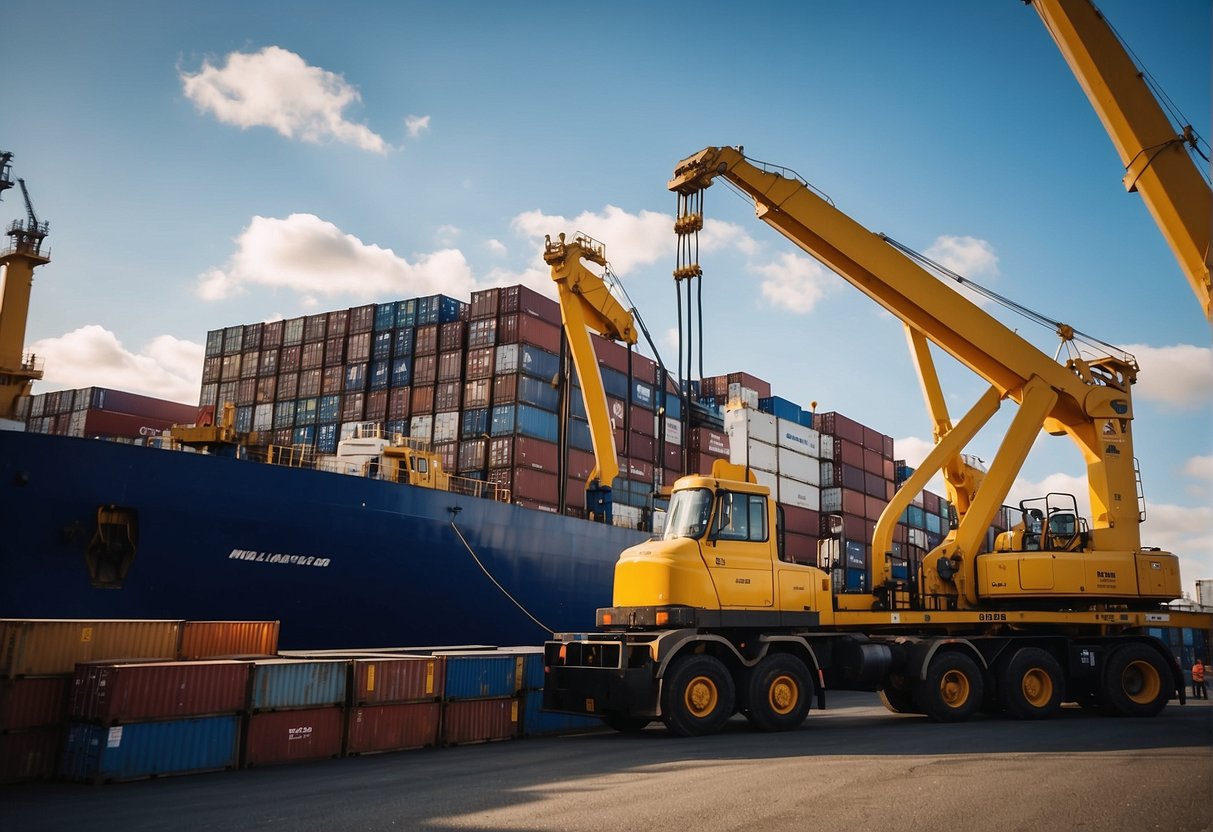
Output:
top-left (71, 661), bottom-right (250, 724)
top-left (513, 467), bottom-right (559, 503)
top-left (263, 320), bottom-right (285, 348)
top-left (567, 448), bottom-right (595, 480)
top-left (0, 727), bottom-right (62, 783)
top-left (441, 697), bottom-right (519, 745)
top-left (465, 346), bottom-right (495, 379)
top-left (86, 388), bottom-right (201, 423)
top-left (464, 378), bottom-right (491, 409)
top-left (501, 284), bottom-right (560, 324)
top-left (0, 676), bottom-right (71, 731)
top-left (783, 531), bottom-right (820, 565)
top-left (470, 288), bottom-right (500, 320)
top-left (865, 495), bottom-right (888, 522)
top-left (328, 309), bottom-right (349, 338)
top-left (438, 350), bottom-right (464, 382)
top-left (365, 389), bottom-right (388, 421)
top-left (351, 657), bottom-right (445, 705)
top-left (780, 504), bottom-right (820, 536)
top-left (689, 427), bottom-right (729, 457)
top-left (624, 458), bottom-right (653, 482)
top-left (414, 324), bottom-right (439, 355)
top-left (726, 371), bottom-right (771, 398)
top-left (629, 404), bottom-right (655, 437)
top-left (564, 477), bottom-right (586, 509)
top-left (592, 336), bottom-right (630, 374)
top-left (513, 498), bottom-right (560, 514)
top-left (80, 410), bottom-right (180, 440)
top-left (346, 702), bottom-right (441, 755)
top-left (435, 381), bottom-right (462, 412)
top-left (244, 707), bottom-right (344, 766)
top-left (627, 433), bottom-right (655, 461)
top-left (411, 385), bottom-right (435, 414)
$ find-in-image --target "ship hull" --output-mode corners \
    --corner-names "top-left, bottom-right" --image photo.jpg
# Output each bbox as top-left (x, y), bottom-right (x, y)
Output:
top-left (0, 431), bottom-right (648, 648)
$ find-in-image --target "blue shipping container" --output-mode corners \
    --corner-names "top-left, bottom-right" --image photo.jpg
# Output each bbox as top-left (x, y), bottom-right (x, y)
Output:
top-left (372, 330), bottom-right (393, 359)
top-left (374, 301), bottom-right (398, 331)
top-left (461, 408), bottom-right (490, 438)
top-left (318, 395), bottom-right (341, 423)
top-left (521, 691), bottom-right (603, 736)
top-left (490, 404), bottom-right (558, 442)
top-left (273, 401), bottom-right (295, 429)
top-left (394, 327), bottom-right (415, 357)
top-left (632, 381), bottom-right (654, 410)
top-left (495, 647), bottom-right (544, 691)
top-left (293, 425), bottom-right (315, 446)
top-left (236, 406), bottom-right (253, 433)
top-left (517, 375), bottom-right (560, 412)
top-left (316, 423), bottom-right (338, 454)
top-left (599, 366), bottom-right (629, 401)
top-left (567, 417), bottom-right (593, 452)
top-left (60, 717), bottom-right (240, 783)
top-left (391, 358), bottom-right (412, 387)
top-left (295, 397), bottom-right (318, 425)
top-left (369, 360), bottom-right (390, 391)
top-left (249, 659), bottom-right (348, 711)
top-left (436, 652), bottom-right (523, 700)
top-left (758, 396), bottom-right (802, 423)
top-left (395, 300), bottom-right (417, 329)
top-left (520, 345), bottom-right (560, 382)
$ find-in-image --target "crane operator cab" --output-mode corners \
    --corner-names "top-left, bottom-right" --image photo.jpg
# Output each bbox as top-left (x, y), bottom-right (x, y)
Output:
top-left (994, 493), bottom-right (1089, 554)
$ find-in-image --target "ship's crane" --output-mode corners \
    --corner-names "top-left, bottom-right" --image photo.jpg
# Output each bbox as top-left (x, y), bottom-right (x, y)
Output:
top-left (0, 156), bottom-right (51, 422)
top-left (668, 146), bottom-right (1179, 612)
top-left (1027, 0), bottom-right (1212, 322)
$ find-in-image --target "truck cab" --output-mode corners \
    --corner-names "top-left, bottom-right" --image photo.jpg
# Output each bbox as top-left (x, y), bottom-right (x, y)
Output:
top-left (602, 460), bottom-right (832, 630)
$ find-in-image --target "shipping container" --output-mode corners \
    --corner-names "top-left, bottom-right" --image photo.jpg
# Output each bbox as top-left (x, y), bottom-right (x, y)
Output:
top-left (351, 656), bottom-right (444, 705)
top-left (345, 702), bottom-right (441, 754)
top-left (177, 621), bottom-right (279, 660)
top-left (0, 676), bottom-right (71, 731)
top-left (243, 707), bottom-right (343, 766)
top-left (60, 716), bottom-right (241, 783)
top-left (434, 652), bottom-right (524, 700)
top-left (0, 726), bottom-right (62, 783)
top-left (70, 660), bottom-right (247, 726)
top-left (249, 659), bottom-right (348, 711)
top-left (441, 697), bottom-right (519, 745)
top-left (724, 407), bottom-right (777, 446)
top-left (0, 620), bottom-right (181, 678)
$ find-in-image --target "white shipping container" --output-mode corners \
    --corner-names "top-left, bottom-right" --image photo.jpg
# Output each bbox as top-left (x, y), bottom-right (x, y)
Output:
top-left (777, 446), bottom-right (820, 486)
top-left (752, 468), bottom-right (778, 497)
top-left (495, 344), bottom-right (519, 374)
top-left (253, 403), bottom-right (274, 431)
top-left (820, 434), bottom-right (834, 460)
top-left (659, 416), bottom-right (683, 446)
top-left (727, 383), bottom-right (759, 411)
top-left (613, 505), bottom-right (644, 530)
top-left (433, 411), bottom-right (459, 442)
top-left (724, 407), bottom-right (777, 446)
top-left (908, 528), bottom-right (928, 549)
top-left (410, 414), bottom-right (434, 443)
top-left (731, 438), bottom-right (777, 474)
top-left (68, 409), bottom-right (87, 437)
top-left (820, 460), bottom-right (835, 487)
top-left (778, 477), bottom-right (820, 511)
top-left (821, 487), bottom-right (842, 513)
top-left (776, 418), bottom-right (820, 457)
top-left (30, 393), bottom-right (45, 418)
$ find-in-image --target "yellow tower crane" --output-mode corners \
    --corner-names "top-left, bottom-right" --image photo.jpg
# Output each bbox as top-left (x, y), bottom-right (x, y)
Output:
top-left (0, 153), bottom-right (50, 422)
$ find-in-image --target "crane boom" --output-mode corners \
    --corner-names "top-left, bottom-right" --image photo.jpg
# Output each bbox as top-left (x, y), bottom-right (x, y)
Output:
top-left (544, 232), bottom-right (639, 523)
top-left (1028, 0), bottom-right (1212, 322)
top-left (669, 146), bottom-right (1175, 609)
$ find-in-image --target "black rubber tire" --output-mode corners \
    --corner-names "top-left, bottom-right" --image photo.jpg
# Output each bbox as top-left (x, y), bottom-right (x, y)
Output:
top-left (878, 681), bottom-right (918, 715)
top-left (603, 712), bottom-right (650, 733)
top-left (744, 654), bottom-right (814, 732)
top-left (1101, 643), bottom-right (1172, 718)
top-left (660, 654), bottom-right (736, 737)
top-left (998, 647), bottom-right (1064, 720)
top-left (913, 651), bottom-right (985, 723)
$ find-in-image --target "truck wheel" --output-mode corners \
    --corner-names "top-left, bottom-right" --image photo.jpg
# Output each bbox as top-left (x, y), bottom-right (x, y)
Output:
top-left (913, 651), bottom-right (984, 723)
top-left (603, 712), bottom-right (650, 733)
top-left (1102, 643), bottom-right (1171, 718)
top-left (745, 654), bottom-right (813, 732)
top-left (661, 654), bottom-right (736, 737)
top-left (998, 647), bottom-right (1064, 720)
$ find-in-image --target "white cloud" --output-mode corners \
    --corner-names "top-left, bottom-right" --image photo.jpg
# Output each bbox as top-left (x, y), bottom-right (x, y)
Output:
top-left (196, 213), bottom-right (476, 302)
top-left (436, 225), bottom-right (460, 246)
top-left (750, 251), bottom-right (834, 314)
top-left (180, 46), bottom-right (388, 153)
top-left (1123, 343), bottom-right (1213, 408)
top-left (485, 239), bottom-right (507, 257)
top-left (511, 206), bottom-right (671, 274)
top-left (405, 114), bottom-right (430, 138)
top-left (922, 235), bottom-right (1000, 307)
top-left (29, 326), bottom-right (203, 404)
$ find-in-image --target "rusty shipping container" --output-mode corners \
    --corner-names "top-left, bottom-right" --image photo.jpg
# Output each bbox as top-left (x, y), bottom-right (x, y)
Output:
top-left (71, 661), bottom-right (250, 724)
top-left (177, 620), bottom-right (279, 660)
top-left (244, 707), bottom-right (344, 766)
top-left (351, 656), bottom-right (445, 705)
top-left (0, 675), bottom-right (71, 731)
top-left (345, 702), bottom-right (441, 755)
top-left (0, 620), bottom-right (181, 678)
top-left (442, 697), bottom-right (519, 745)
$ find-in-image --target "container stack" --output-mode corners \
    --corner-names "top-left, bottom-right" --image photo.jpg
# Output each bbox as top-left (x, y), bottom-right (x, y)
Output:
top-left (345, 655), bottom-right (445, 754)
top-left (431, 650), bottom-right (525, 745)
top-left (18, 387), bottom-right (199, 442)
top-left (244, 659), bottom-right (348, 766)
top-left (0, 619), bottom-right (277, 784)
top-left (200, 284), bottom-right (670, 529)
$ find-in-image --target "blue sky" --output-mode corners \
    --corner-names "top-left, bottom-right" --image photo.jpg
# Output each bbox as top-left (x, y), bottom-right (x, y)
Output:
top-left (3, 1), bottom-right (1210, 596)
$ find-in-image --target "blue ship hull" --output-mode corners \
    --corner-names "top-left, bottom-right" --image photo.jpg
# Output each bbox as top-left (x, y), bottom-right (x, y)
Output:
top-left (0, 430), bottom-right (648, 648)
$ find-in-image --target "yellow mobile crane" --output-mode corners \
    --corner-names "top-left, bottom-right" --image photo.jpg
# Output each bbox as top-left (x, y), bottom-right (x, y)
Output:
top-left (543, 146), bottom-right (1208, 736)
top-left (1027, 0), bottom-right (1212, 322)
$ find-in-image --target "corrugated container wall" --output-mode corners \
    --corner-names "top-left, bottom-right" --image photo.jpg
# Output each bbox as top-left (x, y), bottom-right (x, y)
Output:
top-left (441, 697), bottom-right (519, 745)
top-left (177, 620), bottom-right (280, 660)
top-left (70, 661), bottom-right (250, 724)
top-left (249, 659), bottom-right (348, 711)
top-left (345, 702), bottom-right (441, 755)
top-left (60, 716), bottom-right (241, 783)
top-left (351, 656), bottom-right (445, 705)
top-left (244, 707), bottom-right (344, 766)
top-left (0, 620), bottom-right (181, 678)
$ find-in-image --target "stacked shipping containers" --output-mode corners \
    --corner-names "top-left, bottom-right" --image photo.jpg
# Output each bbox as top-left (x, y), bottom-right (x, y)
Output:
top-left (201, 285), bottom-right (671, 529)
top-left (244, 659), bottom-right (348, 766)
top-left (19, 387), bottom-right (199, 442)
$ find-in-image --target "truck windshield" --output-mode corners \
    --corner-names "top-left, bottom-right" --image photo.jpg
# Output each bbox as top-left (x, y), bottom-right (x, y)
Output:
top-left (663, 488), bottom-right (713, 540)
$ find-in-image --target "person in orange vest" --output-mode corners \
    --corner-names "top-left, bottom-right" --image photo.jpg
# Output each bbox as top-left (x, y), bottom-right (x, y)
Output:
top-left (1192, 657), bottom-right (1207, 700)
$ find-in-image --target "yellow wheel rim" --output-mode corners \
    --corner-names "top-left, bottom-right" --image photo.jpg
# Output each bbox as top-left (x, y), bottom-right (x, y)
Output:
top-left (768, 674), bottom-right (799, 716)
top-left (940, 669), bottom-right (971, 708)
top-left (1122, 659), bottom-right (1161, 705)
top-left (684, 675), bottom-right (719, 718)
top-left (1021, 667), bottom-right (1054, 707)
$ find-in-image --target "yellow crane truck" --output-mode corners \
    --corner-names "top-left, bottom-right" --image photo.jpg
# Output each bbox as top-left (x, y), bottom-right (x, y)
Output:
top-left (542, 147), bottom-right (1211, 736)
